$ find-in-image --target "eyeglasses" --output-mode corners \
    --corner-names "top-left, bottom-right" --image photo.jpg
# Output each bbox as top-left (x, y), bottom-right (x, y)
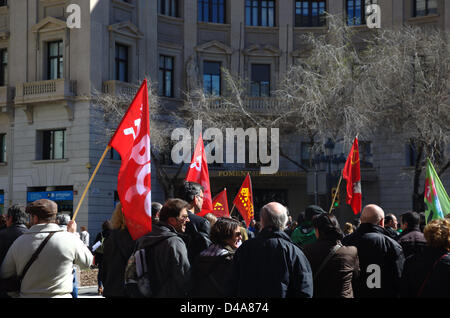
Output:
top-left (234, 231), bottom-right (242, 237)
top-left (178, 215), bottom-right (189, 221)
top-left (196, 194), bottom-right (204, 200)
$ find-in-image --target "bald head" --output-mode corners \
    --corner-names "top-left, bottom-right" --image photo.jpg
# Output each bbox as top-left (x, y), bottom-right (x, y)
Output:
top-left (361, 204), bottom-right (385, 227)
top-left (260, 202), bottom-right (288, 230)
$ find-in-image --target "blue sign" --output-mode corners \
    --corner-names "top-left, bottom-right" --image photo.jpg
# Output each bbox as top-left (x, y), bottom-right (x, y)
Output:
top-left (0, 194), bottom-right (4, 205)
top-left (27, 191), bottom-right (73, 202)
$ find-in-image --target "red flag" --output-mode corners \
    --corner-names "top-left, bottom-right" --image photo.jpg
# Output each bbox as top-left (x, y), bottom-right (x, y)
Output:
top-left (185, 134), bottom-right (213, 217)
top-left (109, 79), bottom-right (151, 240)
top-left (233, 173), bottom-right (254, 227)
top-left (343, 137), bottom-right (362, 215)
top-left (212, 189), bottom-right (230, 218)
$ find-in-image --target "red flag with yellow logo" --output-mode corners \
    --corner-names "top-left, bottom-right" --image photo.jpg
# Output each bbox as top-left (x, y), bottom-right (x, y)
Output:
top-left (212, 188), bottom-right (230, 218)
top-left (343, 137), bottom-right (362, 215)
top-left (233, 174), bottom-right (254, 227)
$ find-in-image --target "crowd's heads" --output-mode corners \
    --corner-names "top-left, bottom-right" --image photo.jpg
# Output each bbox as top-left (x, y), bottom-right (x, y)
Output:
top-left (204, 213), bottom-right (218, 227)
top-left (312, 213), bottom-right (344, 242)
top-left (56, 213), bottom-right (71, 226)
top-left (385, 213), bottom-right (398, 229)
top-left (305, 205), bottom-right (325, 222)
top-left (102, 220), bottom-right (113, 231)
top-left (424, 218), bottom-right (450, 251)
top-left (400, 211), bottom-right (420, 230)
top-left (210, 217), bottom-right (242, 249)
top-left (159, 198), bottom-right (190, 233)
top-left (6, 204), bottom-right (29, 226)
top-left (360, 204), bottom-right (385, 226)
top-left (260, 202), bottom-right (288, 231)
top-left (111, 202), bottom-right (126, 230)
top-left (26, 199), bottom-right (58, 223)
top-left (343, 222), bottom-right (355, 235)
top-left (179, 181), bottom-right (204, 213)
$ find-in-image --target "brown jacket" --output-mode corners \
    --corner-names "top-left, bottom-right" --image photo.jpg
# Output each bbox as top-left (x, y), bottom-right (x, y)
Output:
top-left (303, 239), bottom-right (360, 298)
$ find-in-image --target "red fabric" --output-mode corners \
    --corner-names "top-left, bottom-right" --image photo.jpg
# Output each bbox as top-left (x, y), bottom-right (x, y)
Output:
top-left (211, 189), bottom-right (230, 218)
top-left (185, 135), bottom-right (213, 217)
top-left (109, 79), bottom-right (151, 240)
top-left (233, 174), bottom-right (254, 227)
top-left (343, 137), bottom-right (362, 215)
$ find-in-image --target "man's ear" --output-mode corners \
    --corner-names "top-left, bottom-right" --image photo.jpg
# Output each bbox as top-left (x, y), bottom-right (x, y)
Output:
top-left (379, 218), bottom-right (385, 227)
top-left (167, 217), bottom-right (177, 227)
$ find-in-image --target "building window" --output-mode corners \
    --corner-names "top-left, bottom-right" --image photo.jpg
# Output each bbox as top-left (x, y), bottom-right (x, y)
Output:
top-left (203, 61), bottom-right (221, 96)
top-left (359, 141), bottom-right (373, 168)
top-left (159, 55), bottom-right (174, 98)
top-left (414, 0), bottom-right (437, 17)
top-left (158, 0), bottom-right (179, 17)
top-left (0, 1), bottom-right (7, 7)
top-left (0, 134), bottom-right (5, 163)
top-left (198, 0), bottom-right (225, 23)
top-left (405, 143), bottom-right (419, 167)
top-left (110, 148), bottom-right (121, 161)
top-left (47, 41), bottom-right (63, 80)
top-left (0, 49), bottom-right (7, 86)
top-left (42, 130), bottom-right (66, 160)
top-left (115, 44), bottom-right (129, 82)
top-left (245, 0), bottom-right (275, 27)
top-left (251, 64), bottom-right (270, 97)
top-left (295, 1), bottom-right (326, 27)
top-left (347, 0), bottom-right (377, 26)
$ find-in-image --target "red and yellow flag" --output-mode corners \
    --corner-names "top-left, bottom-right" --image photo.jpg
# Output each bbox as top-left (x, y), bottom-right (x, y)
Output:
top-left (212, 188), bottom-right (230, 218)
top-left (233, 174), bottom-right (254, 227)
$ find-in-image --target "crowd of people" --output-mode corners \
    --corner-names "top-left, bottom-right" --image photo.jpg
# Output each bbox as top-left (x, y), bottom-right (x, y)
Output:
top-left (0, 180), bottom-right (450, 299)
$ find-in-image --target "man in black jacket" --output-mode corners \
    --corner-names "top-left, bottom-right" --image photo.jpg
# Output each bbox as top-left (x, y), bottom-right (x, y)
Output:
top-left (231, 202), bottom-right (313, 298)
top-left (342, 204), bottom-right (405, 298)
top-left (179, 181), bottom-right (211, 263)
top-left (0, 205), bottom-right (28, 265)
top-left (397, 211), bottom-right (427, 258)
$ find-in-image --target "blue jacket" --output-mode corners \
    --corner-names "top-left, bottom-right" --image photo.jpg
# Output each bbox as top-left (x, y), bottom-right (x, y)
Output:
top-left (231, 226), bottom-right (313, 298)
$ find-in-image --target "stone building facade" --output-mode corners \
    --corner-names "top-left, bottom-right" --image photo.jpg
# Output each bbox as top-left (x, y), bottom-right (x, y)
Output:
top-left (0, 0), bottom-right (449, 240)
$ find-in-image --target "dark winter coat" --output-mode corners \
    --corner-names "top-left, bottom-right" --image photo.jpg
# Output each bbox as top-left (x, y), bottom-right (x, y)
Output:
top-left (231, 226), bottom-right (313, 298)
top-left (384, 227), bottom-right (400, 240)
top-left (401, 246), bottom-right (450, 298)
top-left (135, 222), bottom-right (190, 298)
top-left (102, 228), bottom-right (135, 298)
top-left (397, 226), bottom-right (427, 258)
top-left (303, 239), bottom-right (360, 298)
top-left (184, 211), bottom-right (211, 263)
top-left (342, 223), bottom-right (405, 298)
top-left (0, 224), bottom-right (28, 265)
top-left (189, 244), bottom-right (235, 298)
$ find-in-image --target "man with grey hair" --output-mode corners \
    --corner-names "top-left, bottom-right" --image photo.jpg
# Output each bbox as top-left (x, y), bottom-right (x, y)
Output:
top-left (230, 202), bottom-right (313, 297)
top-left (342, 204), bottom-right (404, 298)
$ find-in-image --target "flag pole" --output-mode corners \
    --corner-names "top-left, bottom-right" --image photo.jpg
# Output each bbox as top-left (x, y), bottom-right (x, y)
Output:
top-left (229, 204), bottom-right (236, 217)
top-left (72, 145), bottom-right (111, 221)
top-left (329, 173), bottom-right (343, 214)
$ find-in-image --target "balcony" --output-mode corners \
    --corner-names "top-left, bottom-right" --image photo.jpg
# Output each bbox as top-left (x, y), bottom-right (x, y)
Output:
top-left (102, 80), bottom-right (138, 97)
top-left (0, 86), bottom-right (14, 113)
top-left (15, 79), bottom-right (78, 123)
top-left (206, 96), bottom-right (290, 114)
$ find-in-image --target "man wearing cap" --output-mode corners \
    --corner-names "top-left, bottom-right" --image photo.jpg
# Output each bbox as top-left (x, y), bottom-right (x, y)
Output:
top-left (0, 199), bottom-right (93, 298)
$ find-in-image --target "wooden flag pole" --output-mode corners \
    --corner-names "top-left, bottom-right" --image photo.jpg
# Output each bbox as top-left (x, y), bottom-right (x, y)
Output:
top-left (72, 145), bottom-right (111, 221)
top-left (229, 204), bottom-right (236, 217)
top-left (329, 173), bottom-right (343, 214)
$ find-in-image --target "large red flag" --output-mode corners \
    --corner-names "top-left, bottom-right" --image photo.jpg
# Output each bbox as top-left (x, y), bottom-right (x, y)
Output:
top-left (212, 188), bottom-right (230, 218)
top-left (233, 173), bottom-right (254, 227)
top-left (185, 134), bottom-right (213, 217)
top-left (343, 137), bottom-right (362, 215)
top-left (109, 79), bottom-right (151, 240)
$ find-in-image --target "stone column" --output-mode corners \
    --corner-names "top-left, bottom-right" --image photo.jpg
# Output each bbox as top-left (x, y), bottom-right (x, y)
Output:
top-left (230, 0), bottom-right (245, 77)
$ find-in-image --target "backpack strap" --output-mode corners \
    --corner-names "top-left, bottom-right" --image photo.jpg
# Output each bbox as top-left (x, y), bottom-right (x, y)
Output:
top-left (314, 243), bottom-right (342, 281)
top-left (21, 232), bottom-right (56, 282)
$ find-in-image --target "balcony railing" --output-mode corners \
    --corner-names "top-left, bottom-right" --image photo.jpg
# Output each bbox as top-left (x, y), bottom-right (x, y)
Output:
top-left (102, 80), bottom-right (138, 97)
top-left (206, 96), bottom-right (290, 113)
top-left (15, 79), bottom-right (77, 105)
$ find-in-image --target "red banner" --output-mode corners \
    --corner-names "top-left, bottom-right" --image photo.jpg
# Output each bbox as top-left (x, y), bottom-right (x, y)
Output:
top-left (185, 134), bottom-right (213, 217)
top-left (233, 173), bottom-right (254, 227)
top-left (109, 79), bottom-right (151, 240)
top-left (343, 137), bottom-right (362, 215)
top-left (212, 188), bottom-right (230, 218)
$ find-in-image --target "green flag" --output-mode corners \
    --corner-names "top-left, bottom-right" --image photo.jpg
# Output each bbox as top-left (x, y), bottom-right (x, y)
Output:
top-left (424, 158), bottom-right (450, 224)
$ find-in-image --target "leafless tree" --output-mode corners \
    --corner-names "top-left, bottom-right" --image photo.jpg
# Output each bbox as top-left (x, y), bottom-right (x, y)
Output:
top-left (362, 25), bottom-right (450, 210)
